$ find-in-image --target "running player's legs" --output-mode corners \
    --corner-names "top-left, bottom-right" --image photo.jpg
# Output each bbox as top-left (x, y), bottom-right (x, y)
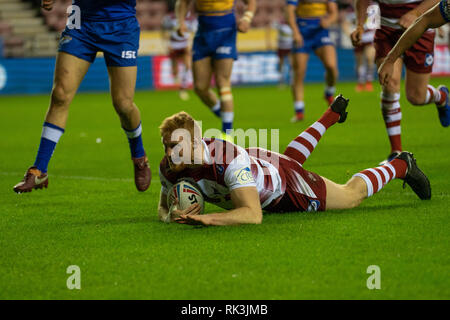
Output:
top-left (376, 56), bottom-right (404, 157)
top-left (107, 65), bottom-right (151, 191)
top-left (400, 31), bottom-right (447, 109)
top-left (354, 48), bottom-right (365, 89)
top-left (47, 52), bottom-right (91, 128)
top-left (180, 48), bottom-right (192, 95)
top-left (291, 52), bottom-right (309, 120)
top-left (374, 27), bottom-right (404, 158)
top-left (170, 55), bottom-right (179, 82)
top-left (315, 44), bottom-right (338, 101)
top-left (99, 16), bottom-right (151, 191)
top-left (13, 52), bottom-right (90, 193)
top-left (213, 58), bottom-right (234, 132)
top-left (192, 57), bottom-right (219, 113)
top-left (107, 66), bottom-right (140, 131)
top-left (363, 44), bottom-right (376, 90)
top-left (404, 69), bottom-right (430, 105)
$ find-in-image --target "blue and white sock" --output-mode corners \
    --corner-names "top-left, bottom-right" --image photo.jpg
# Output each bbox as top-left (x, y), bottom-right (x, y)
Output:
top-left (222, 111), bottom-right (234, 133)
top-left (123, 122), bottom-right (145, 158)
top-left (294, 101), bottom-right (305, 115)
top-left (325, 86), bottom-right (336, 98)
top-left (211, 100), bottom-right (221, 118)
top-left (34, 122), bottom-right (65, 173)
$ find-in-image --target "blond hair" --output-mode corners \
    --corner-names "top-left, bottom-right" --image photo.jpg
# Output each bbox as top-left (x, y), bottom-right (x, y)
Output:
top-left (159, 111), bottom-right (201, 141)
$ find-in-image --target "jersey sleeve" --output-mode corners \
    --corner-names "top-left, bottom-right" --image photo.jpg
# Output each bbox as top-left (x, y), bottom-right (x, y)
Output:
top-left (440, 0), bottom-right (450, 22)
top-left (159, 167), bottom-right (172, 195)
top-left (224, 152), bottom-right (257, 190)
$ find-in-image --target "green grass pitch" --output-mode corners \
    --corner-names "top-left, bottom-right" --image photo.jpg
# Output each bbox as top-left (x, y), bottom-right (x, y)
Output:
top-left (0, 80), bottom-right (449, 299)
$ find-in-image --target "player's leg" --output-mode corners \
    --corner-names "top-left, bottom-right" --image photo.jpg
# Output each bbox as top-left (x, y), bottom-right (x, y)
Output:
top-left (373, 27), bottom-right (405, 162)
top-left (107, 65), bottom-right (151, 191)
top-left (170, 54), bottom-right (180, 88)
top-left (291, 52), bottom-right (309, 122)
top-left (363, 44), bottom-right (376, 91)
top-left (213, 58), bottom-right (235, 133)
top-left (324, 151), bottom-right (430, 210)
top-left (192, 57), bottom-right (221, 118)
top-left (354, 48), bottom-right (365, 92)
top-left (179, 49), bottom-right (192, 100)
top-left (13, 52), bottom-right (91, 193)
top-left (284, 95), bottom-right (348, 165)
top-left (278, 52), bottom-right (284, 86)
top-left (315, 44), bottom-right (338, 105)
top-left (404, 68), bottom-right (449, 127)
top-left (376, 56), bottom-right (404, 161)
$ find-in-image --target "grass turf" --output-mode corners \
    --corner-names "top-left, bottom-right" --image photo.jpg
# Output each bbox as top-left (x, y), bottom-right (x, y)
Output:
top-left (0, 80), bottom-right (449, 299)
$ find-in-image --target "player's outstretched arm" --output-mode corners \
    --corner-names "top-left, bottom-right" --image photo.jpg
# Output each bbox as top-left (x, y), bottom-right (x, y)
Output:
top-left (41, 0), bottom-right (54, 11)
top-left (321, 1), bottom-right (339, 29)
top-left (378, 3), bottom-right (446, 86)
top-left (175, 0), bottom-right (192, 36)
top-left (238, 0), bottom-right (257, 33)
top-left (350, 0), bottom-right (370, 46)
top-left (398, 0), bottom-right (441, 29)
top-left (158, 190), bottom-right (171, 223)
top-left (286, 3), bottom-right (303, 47)
top-left (176, 187), bottom-right (263, 226)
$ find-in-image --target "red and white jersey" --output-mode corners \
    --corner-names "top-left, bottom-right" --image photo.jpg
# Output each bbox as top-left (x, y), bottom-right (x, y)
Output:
top-left (276, 23), bottom-right (294, 50)
top-left (376, 0), bottom-right (423, 29)
top-left (162, 13), bottom-right (198, 50)
top-left (365, 3), bottom-right (380, 31)
top-left (159, 139), bottom-right (286, 210)
top-left (345, 3), bottom-right (380, 43)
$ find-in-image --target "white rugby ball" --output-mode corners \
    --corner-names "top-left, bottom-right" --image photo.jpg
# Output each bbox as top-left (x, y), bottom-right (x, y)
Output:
top-left (167, 180), bottom-right (204, 214)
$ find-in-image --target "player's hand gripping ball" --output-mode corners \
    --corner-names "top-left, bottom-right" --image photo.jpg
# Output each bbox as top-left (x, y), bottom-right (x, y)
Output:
top-left (166, 181), bottom-right (204, 223)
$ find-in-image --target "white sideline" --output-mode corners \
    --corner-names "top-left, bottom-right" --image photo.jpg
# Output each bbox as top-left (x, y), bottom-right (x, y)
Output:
top-left (1, 171), bottom-right (133, 182)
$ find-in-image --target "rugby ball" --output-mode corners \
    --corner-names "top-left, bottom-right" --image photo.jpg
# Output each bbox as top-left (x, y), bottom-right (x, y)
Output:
top-left (167, 180), bottom-right (204, 214)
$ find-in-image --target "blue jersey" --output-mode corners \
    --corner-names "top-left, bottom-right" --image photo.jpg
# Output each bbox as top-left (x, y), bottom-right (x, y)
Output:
top-left (73, 0), bottom-right (136, 21)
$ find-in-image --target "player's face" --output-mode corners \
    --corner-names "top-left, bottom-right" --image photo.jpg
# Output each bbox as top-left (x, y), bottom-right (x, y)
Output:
top-left (163, 135), bottom-right (195, 172)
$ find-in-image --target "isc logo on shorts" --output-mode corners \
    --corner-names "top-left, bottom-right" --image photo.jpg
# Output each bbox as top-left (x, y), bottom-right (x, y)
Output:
top-left (216, 46), bottom-right (232, 55)
top-left (121, 51), bottom-right (137, 59)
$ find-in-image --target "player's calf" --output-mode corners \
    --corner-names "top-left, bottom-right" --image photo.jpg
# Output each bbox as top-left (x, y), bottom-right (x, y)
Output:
top-left (284, 95), bottom-right (349, 165)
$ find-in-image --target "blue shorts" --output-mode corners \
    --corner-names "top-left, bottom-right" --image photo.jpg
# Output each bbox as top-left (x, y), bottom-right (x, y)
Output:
top-left (293, 18), bottom-right (333, 54)
top-left (58, 16), bottom-right (140, 67)
top-left (193, 15), bottom-right (237, 62)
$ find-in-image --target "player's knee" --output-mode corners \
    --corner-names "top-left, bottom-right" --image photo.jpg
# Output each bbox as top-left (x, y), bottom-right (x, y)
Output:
top-left (383, 77), bottom-right (400, 92)
top-left (193, 83), bottom-right (209, 97)
top-left (343, 183), bottom-right (365, 209)
top-left (325, 65), bottom-right (338, 77)
top-left (406, 91), bottom-right (426, 105)
top-left (112, 96), bottom-right (134, 116)
top-left (50, 85), bottom-right (71, 108)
